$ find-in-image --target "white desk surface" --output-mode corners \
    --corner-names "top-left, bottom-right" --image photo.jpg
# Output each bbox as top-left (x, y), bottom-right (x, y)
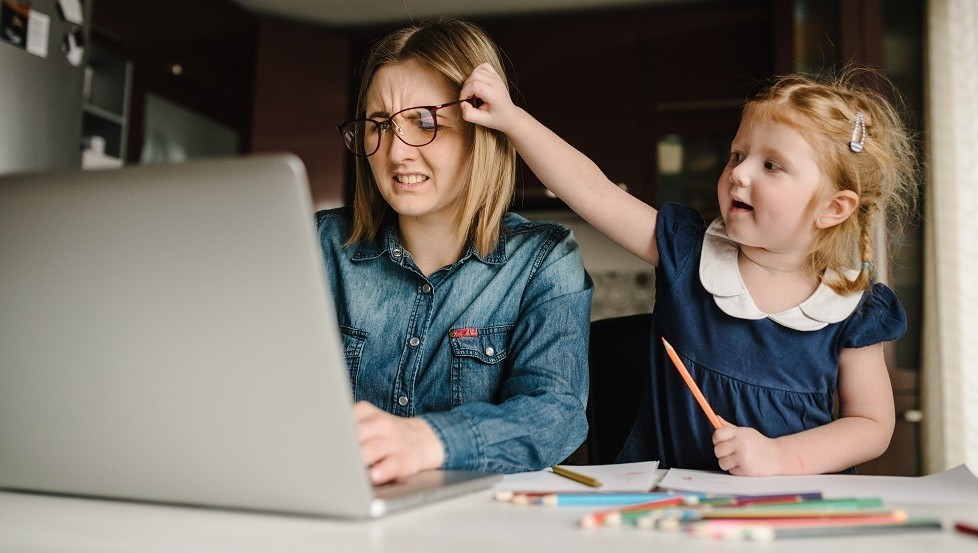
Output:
top-left (3, 482), bottom-right (978, 553)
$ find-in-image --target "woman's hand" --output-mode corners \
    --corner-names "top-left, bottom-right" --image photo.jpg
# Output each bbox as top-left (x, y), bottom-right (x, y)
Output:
top-left (712, 416), bottom-right (786, 476)
top-left (459, 63), bottom-right (522, 134)
top-left (353, 401), bottom-right (445, 485)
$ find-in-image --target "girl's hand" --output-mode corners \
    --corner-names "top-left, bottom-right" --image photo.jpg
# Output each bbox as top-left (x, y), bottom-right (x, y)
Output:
top-left (353, 401), bottom-right (445, 485)
top-left (459, 63), bottom-right (522, 134)
top-left (712, 416), bottom-right (786, 476)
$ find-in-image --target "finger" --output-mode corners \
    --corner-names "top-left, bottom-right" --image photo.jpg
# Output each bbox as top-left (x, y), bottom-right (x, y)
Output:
top-left (359, 435), bottom-right (392, 468)
top-left (368, 454), bottom-right (410, 486)
top-left (716, 454), bottom-right (737, 473)
top-left (352, 401), bottom-right (378, 423)
top-left (713, 441), bottom-right (735, 459)
top-left (712, 426), bottom-right (737, 444)
top-left (356, 413), bottom-right (397, 447)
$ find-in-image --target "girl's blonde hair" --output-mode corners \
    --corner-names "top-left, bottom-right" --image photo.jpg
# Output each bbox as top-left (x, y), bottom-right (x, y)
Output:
top-left (743, 69), bottom-right (920, 294)
top-left (346, 18), bottom-right (515, 257)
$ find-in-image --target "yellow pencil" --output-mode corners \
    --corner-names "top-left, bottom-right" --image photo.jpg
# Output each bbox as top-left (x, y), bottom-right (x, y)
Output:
top-left (662, 337), bottom-right (721, 430)
top-left (550, 465), bottom-right (602, 488)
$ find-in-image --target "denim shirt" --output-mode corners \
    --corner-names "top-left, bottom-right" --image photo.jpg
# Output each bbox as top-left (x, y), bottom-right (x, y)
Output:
top-left (315, 208), bottom-right (592, 473)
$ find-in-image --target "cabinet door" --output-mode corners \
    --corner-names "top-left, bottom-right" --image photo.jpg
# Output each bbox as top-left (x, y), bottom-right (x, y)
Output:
top-left (639, 4), bottom-right (774, 213)
top-left (486, 14), bottom-right (642, 209)
top-left (92, 0), bottom-right (256, 162)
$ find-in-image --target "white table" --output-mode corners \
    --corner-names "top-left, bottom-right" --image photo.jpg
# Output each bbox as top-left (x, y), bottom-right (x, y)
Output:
top-left (3, 485), bottom-right (978, 552)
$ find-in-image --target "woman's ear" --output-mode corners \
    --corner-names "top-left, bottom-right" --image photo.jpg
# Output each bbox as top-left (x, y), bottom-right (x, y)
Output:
top-left (816, 190), bottom-right (859, 229)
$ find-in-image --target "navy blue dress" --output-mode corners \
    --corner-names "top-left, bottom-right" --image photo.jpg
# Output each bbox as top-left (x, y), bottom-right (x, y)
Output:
top-left (619, 203), bottom-right (907, 471)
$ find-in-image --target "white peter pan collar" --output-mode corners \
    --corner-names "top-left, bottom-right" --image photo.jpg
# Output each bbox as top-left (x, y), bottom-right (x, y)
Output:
top-left (699, 218), bottom-right (862, 331)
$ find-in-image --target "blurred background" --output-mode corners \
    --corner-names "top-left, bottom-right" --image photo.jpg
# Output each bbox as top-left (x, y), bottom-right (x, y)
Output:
top-left (5, 0), bottom-right (967, 478)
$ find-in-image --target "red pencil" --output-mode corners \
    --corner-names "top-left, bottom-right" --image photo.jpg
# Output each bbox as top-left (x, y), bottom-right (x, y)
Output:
top-left (662, 338), bottom-right (721, 429)
top-left (955, 521), bottom-right (978, 538)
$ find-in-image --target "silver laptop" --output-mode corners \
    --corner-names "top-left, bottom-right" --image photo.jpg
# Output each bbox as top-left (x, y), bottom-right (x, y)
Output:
top-left (0, 154), bottom-right (499, 518)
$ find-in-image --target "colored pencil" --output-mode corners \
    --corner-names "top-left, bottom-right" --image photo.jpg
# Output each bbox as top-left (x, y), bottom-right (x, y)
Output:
top-left (661, 337), bottom-right (720, 429)
top-left (728, 492), bottom-right (824, 505)
top-left (955, 521), bottom-right (978, 538)
top-left (688, 512), bottom-right (908, 536)
top-left (578, 496), bottom-right (686, 528)
top-left (645, 499), bottom-right (891, 523)
top-left (539, 492), bottom-right (683, 507)
top-left (714, 518), bottom-right (943, 541)
top-left (689, 492), bottom-right (823, 506)
top-left (550, 465), bottom-right (602, 488)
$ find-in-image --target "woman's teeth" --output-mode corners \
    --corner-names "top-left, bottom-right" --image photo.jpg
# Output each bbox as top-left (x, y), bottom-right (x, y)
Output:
top-left (396, 175), bottom-right (427, 184)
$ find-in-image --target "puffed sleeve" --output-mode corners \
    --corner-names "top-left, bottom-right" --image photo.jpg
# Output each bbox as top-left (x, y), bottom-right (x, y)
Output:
top-left (840, 282), bottom-right (907, 348)
top-left (655, 202), bottom-right (707, 286)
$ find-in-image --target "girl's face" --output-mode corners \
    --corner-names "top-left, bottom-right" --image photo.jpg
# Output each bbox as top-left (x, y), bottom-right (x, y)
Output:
top-left (365, 59), bottom-right (469, 226)
top-left (717, 113), bottom-right (829, 253)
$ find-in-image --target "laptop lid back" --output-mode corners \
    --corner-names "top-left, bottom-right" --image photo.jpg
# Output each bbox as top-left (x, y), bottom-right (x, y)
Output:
top-left (0, 155), bottom-right (379, 517)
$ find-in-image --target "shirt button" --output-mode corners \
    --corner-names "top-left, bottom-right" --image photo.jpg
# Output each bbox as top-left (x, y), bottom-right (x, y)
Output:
top-left (391, 248), bottom-right (403, 258)
top-left (485, 346), bottom-right (495, 356)
top-left (409, 336), bottom-right (421, 347)
top-left (398, 395), bottom-right (409, 406)
top-left (421, 283), bottom-right (432, 294)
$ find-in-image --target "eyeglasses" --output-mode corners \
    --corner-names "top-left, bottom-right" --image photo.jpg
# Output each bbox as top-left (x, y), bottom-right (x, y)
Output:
top-left (337, 98), bottom-right (481, 157)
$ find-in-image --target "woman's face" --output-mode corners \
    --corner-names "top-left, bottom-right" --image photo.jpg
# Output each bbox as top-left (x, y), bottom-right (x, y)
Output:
top-left (365, 59), bottom-right (470, 226)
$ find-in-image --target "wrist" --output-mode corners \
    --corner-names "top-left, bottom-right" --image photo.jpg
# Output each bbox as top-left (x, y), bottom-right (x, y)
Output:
top-left (411, 417), bottom-right (445, 471)
top-left (773, 438), bottom-right (804, 475)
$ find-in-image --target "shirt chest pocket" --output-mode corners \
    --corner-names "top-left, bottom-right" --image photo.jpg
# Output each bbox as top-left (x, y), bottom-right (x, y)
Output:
top-left (339, 325), bottom-right (367, 390)
top-left (448, 325), bottom-right (513, 407)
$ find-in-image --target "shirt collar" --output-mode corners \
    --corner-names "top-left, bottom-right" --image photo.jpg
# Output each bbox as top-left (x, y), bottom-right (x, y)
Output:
top-left (699, 217), bottom-right (862, 331)
top-left (350, 217), bottom-right (508, 265)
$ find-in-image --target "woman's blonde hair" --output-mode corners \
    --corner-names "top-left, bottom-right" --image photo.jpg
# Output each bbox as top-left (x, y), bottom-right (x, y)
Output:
top-left (346, 18), bottom-right (515, 257)
top-left (742, 68), bottom-right (920, 294)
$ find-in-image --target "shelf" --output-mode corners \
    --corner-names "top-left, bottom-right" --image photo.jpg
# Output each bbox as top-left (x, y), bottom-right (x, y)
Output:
top-left (81, 40), bottom-right (131, 162)
top-left (82, 103), bottom-right (125, 125)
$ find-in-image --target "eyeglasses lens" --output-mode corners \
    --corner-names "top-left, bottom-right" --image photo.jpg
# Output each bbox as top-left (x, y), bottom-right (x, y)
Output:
top-left (392, 108), bottom-right (437, 147)
top-left (340, 107), bottom-right (442, 156)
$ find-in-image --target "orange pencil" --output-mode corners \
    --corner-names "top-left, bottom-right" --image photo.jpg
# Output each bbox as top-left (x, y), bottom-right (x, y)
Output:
top-left (662, 338), bottom-right (721, 429)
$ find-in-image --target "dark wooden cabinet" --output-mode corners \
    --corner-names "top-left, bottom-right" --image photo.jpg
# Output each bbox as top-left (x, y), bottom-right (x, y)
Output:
top-left (249, 20), bottom-right (351, 210)
top-left (479, 4), bottom-right (774, 209)
top-left (485, 14), bottom-right (643, 207)
top-left (90, 0), bottom-right (351, 208)
top-left (91, 0), bottom-right (257, 161)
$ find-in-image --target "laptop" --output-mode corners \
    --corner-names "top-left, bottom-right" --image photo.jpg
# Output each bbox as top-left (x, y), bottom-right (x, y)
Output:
top-left (0, 154), bottom-right (500, 518)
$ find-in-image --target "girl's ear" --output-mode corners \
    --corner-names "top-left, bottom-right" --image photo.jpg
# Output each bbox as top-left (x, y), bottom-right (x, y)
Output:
top-left (816, 190), bottom-right (858, 229)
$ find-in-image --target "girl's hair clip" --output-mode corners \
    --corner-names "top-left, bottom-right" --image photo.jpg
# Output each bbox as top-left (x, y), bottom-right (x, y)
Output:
top-left (861, 261), bottom-right (872, 271)
top-left (849, 112), bottom-right (866, 153)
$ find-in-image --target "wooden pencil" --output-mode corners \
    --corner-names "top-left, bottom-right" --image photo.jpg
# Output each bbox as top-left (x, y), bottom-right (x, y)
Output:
top-left (662, 337), bottom-right (721, 429)
top-left (550, 465), bottom-right (602, 488)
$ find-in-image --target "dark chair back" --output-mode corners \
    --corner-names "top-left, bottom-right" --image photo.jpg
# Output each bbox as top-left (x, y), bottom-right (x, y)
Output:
top-left (586, 313), bottom-right (652, 464)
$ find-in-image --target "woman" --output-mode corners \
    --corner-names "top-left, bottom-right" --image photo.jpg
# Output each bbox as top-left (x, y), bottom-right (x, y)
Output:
top-left (317, 18), bottom-right (593, 485)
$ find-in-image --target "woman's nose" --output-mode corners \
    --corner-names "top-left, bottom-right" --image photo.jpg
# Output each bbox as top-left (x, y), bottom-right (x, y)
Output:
top-left (385, 127), bottom-right (417, 162)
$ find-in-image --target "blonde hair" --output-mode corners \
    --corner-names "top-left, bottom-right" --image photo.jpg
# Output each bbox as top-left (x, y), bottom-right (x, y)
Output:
top-left (742, 68), bottom-right (920, 294)
top-left (346, 18), bottom-right (515, 257)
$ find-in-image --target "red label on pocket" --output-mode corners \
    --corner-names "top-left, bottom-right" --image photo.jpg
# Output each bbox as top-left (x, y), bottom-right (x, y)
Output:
top-left (450, 327), bottom-right (479, 338)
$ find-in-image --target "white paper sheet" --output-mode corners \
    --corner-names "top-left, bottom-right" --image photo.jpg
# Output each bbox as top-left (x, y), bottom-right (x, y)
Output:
top-left (494, 461), bottom-right (659, 493)
top-left (658, 464), bottom-right (978, 506)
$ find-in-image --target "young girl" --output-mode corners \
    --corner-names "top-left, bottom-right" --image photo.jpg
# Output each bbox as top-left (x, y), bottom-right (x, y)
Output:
top-left (460, 65), bottom-right (919, 475)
